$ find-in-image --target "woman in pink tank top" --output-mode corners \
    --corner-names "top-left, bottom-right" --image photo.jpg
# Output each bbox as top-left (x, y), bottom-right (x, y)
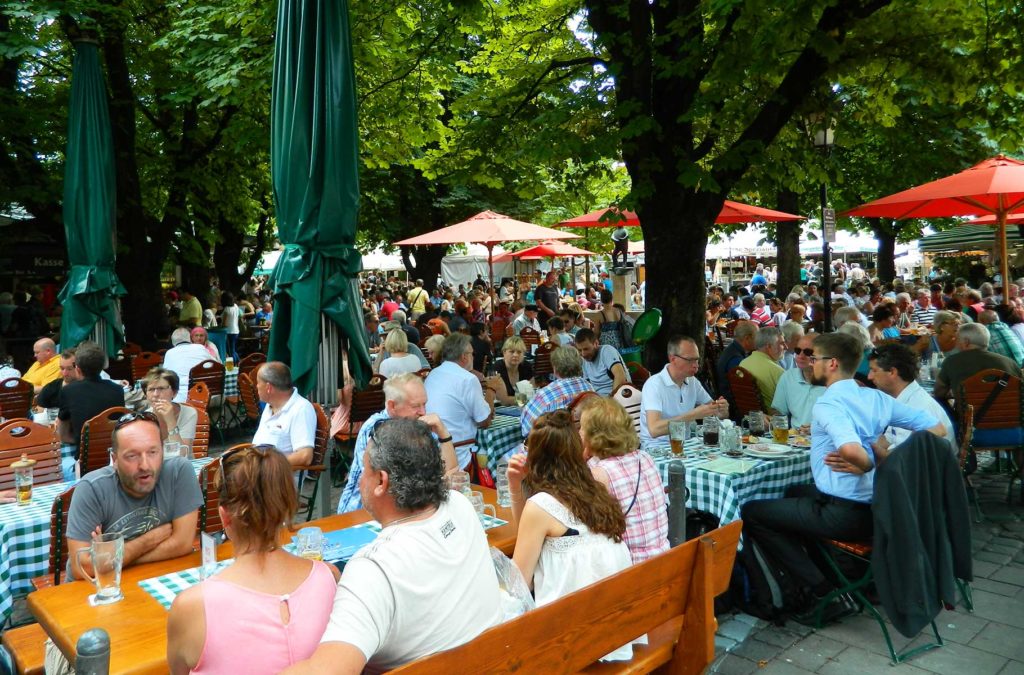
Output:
top-left (167, 445), bottom-right (340, 674)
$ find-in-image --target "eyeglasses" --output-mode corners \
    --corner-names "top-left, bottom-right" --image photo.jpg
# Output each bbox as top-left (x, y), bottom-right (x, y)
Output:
top-left (114, 411), bottom-right (159, 430)
top-left (807, 354), bottom-right (834, 364)
top-left (794, 348), bottom-right (815, 357)
top-left (671, 354), bottom-right (701, 364)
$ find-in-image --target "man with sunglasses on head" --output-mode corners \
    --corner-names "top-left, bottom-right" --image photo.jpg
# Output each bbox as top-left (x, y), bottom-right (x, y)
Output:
top-left (65, 411), bottom-right (203, 581)
top-left (639, 335), bottom-right (728, 451)
top-left (741, 333), bottom-right (947, 625)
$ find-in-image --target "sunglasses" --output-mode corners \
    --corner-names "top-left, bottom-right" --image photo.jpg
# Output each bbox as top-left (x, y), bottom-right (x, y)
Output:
top-left (794, 348), bottom-right (815, 357)
top-left (114, 411), bottom-right (160, 430)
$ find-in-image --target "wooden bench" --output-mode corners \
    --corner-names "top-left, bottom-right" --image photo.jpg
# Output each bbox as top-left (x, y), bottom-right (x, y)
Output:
top-left (392, 520), bottom-right (742, 675)
top-left (2, 623), bottom-right (46, 675)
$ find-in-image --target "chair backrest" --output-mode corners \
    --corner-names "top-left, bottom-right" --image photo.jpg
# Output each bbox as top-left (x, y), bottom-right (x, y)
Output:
top-left (0, 378), bottom-right (32, 420)
top-left (105, 354), bottom-right (134, 385)
top-left (122, 342), bottom-right (143, 357)
top-left (48, 485), bottom-right (77, 585)
top-left (350, 379), bottom-right (387, 428)
top-left (519, 326), bottom-right (540, 347)
top-left (189, 360), bottom-right (225, 398)
top-left (727, 366), bottom-right (766, 416)
top-left (626, 362), bottom-right (651, 388)
top-left (532, 342), bottom-right (557, 379)
top-left (612, 384), bottom-right (643, 435)
top-left (0, 421), bottom-right (62, 491)
top-left (80, 407), bottom-right (133, 475)
top-left (957, 368), bottom-right (1021, 430)
top-left (197, 457), bottom-right (223, 534)
top-left (568, 390), bottom-right (602, 428)
top-left (957, 404), bottom-right (974, 472)
top-left (237, 371), bottom-right (262, 422)
top-left (186, 382), bottom-right (210, 410)
top-left (190, 404), bottom-right (210, 459)
top-left (237, 352), bottom-right (267, 380)
top-left (131, 352), bottom-right (163, 382)
top-left (490, 319), bottom-right (508, 345)
top-left (308, 403), bottom-right (329, 473)
top-left (504, 322), bottom-right (514, 338)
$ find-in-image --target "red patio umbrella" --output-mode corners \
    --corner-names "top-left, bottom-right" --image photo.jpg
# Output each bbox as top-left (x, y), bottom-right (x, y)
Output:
top-left (497, 240), bottom-right (596, 260)
top-left (844, 155), bottom-right (1024, 290)
top-left (395, 210), bottom-right (580, 289)
top-left (556, 200), bottom-right (803, 228)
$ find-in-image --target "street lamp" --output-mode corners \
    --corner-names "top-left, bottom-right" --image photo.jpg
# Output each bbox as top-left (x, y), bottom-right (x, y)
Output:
top-left (807, 112), bottom-right (835, 332)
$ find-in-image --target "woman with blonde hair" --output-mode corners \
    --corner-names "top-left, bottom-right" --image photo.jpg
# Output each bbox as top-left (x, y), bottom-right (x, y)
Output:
top-left (488, 335), bottom-right (533, 405)
top-left (167, 445), bottom-right (339, 673)
top-left (377, 328), bottom-right (421, 378)
top-left (580, 398), bottom-right (668, 563)
top-left (423, 333), bottom-right (446, 368)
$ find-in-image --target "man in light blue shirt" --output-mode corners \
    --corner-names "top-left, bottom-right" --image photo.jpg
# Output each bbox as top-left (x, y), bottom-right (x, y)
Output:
top-left (337, 373), bottom-right (457, 513)
top-left (424, 334), bottom-right (495, 469)
top-left (742, 333), bottom-right (946, 624)
top-left (769, 333), bottom-right (825, 428)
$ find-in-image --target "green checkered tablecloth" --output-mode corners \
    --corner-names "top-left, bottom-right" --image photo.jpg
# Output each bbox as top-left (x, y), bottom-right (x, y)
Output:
top-left (652, 439), bottom-right (813, 527)
top-left (475, 414), bottom-right (525, 474)
top-left (0, 481), bottom-right (75, 625)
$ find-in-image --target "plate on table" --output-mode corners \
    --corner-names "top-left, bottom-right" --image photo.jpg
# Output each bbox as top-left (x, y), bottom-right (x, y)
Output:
top-left (743, 443), bottom-right (793, 459)
top-left (788, 434), bottom-right (811, 448)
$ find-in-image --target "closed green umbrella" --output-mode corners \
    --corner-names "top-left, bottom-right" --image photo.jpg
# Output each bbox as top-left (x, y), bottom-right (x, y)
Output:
top-left (58, 40), bottom-right (126, 355)
top-left (268, 0), bottom-right (370, 395)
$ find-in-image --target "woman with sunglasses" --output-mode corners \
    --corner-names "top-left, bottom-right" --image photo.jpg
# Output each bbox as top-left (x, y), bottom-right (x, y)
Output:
top-left (142, 367), bottom-right (197, 458)
top-left (507, 410), bottom-right (635, 660)
top-left (167, 445), bottom-right (340, 674)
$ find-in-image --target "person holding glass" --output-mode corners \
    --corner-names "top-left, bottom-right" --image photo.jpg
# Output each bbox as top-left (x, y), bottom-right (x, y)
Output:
top-left (142, 367), bottom-right (197, 459)
top-left (488, 336), bottom-right (533, 406)
top-left (167, 445), bottom-right (340, 674)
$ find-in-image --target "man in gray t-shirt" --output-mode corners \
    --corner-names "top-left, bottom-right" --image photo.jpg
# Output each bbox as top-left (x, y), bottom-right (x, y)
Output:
top-left (575, 329), bottom-right (630, 396)
top-left (66, 414), bottom-right (203, 580)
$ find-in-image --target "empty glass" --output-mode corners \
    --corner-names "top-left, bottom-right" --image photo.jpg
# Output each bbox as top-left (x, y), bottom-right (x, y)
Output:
top-left (446, 471), bottom-right (471, 496)
top-left (469, 490), bottom-right (497, 523)
top-left (495, 474), bottom-right (512, 508)
top-left (76, 533), bottom-right (124, 604)
top-left (719, 425), bottom-right (742, 454)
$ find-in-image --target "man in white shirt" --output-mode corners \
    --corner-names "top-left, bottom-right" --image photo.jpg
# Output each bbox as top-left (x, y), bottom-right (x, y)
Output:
top-left (770, 333), bottom-right (826, 428)
top-left (252, 361), bottom-right (317, 468)
top-left (285, 418), bottom-right (501, 674)
top-left (639, 335), bottom-right (728, 449)
top-left (162, 327), bottom-right (214, 402)
top-left (424, 333), bottom-right (495, 470)
top-left (574, 328), bottom-right (630, 396)
top-left (868, 344), bottom-right (955, 452)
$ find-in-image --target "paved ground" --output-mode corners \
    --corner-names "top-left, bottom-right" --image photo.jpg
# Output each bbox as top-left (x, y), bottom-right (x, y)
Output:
top-left (709, 463), bottom-right (1024, 675)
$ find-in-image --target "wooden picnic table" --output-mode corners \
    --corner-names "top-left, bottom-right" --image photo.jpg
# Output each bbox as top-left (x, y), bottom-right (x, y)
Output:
top-left (28, 487), bottom-right (515, 674)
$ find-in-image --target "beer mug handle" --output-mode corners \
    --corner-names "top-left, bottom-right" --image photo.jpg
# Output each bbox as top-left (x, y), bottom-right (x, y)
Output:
top-left (482, 504), bottom-right (497, 519)
top-left (75, 547), bottom-right (98, 586)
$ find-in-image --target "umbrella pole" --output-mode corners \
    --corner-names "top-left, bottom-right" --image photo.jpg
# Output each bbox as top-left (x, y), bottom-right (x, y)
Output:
top-left (488, 242), bottom-right (496, 307)
top-left (998, 208), bottom-right (1010, 294)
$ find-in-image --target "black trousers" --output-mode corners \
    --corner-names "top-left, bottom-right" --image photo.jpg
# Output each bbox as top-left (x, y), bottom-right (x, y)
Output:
top-left (612, 238), bottom-right (629, 267)
top-left (741, 484), bottom-right (873, 590)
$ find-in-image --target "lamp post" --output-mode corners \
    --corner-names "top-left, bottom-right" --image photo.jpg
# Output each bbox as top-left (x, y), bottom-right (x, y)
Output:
top-left (808, 112), bottom-right (835, 332)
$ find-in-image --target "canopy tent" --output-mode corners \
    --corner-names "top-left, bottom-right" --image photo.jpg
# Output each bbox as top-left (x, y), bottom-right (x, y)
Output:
top-left (919, 225), bottom-right (1023, 253)
top-left (441, 253), bottom-right (515, 288)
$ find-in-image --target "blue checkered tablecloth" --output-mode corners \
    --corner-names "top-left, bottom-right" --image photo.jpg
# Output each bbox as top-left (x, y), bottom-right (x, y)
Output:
top-left (0, 481), bottom-right (75, 625)
top-left (651, 438), bottom-right (813, 528)
top-left (494, 405), bottom-right (522, 418)
top-left (191, 457), bottom-right (215, 475)
top-left (475, 414), bottom-right (525, 474)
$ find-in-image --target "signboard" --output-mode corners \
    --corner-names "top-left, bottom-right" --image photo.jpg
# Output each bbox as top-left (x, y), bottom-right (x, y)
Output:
top-left (823, 208), bottom-right (836, 243)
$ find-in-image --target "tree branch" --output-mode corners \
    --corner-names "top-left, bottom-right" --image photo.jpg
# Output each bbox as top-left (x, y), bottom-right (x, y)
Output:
top-left (507, 56), bottom-right (610, 120)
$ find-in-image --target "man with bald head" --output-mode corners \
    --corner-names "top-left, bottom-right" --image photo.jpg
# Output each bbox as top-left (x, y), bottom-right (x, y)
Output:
top-left (253, 361), bottom-right (317, 469)
top-left (23, 337), bottom-right (61, 393)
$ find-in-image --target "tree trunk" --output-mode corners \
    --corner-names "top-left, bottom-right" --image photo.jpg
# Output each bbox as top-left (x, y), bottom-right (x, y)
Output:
top-left (401, 245), bottom-right (446, 292)
top-left (870, 218), bottom-right (897, 282)
top-left (775, 190), bottom-right (802, 295)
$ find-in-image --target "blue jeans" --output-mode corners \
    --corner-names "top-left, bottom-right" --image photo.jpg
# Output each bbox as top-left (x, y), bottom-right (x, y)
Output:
top-left (60, 444), bottom-right (77, 483)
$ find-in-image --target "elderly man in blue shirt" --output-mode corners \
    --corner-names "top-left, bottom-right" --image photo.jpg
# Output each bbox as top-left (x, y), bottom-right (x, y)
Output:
top-left (741, 332), bottom-right (947, 625)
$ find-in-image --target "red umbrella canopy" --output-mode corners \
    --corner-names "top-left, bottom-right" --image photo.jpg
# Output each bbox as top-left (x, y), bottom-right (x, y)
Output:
top-left (842, 155), bottom-right (1024, 220)
top-left (504, 241), bottom-right (596, 258)
top-left (395, 210), bottom-right (581, 246)
top-left (556, 201), bottom-right (802, 227)
top-left (969, 212), bottom-right (1024, 225)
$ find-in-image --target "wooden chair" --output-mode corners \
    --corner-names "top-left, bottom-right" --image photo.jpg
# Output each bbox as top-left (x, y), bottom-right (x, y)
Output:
top-left (504, 322), bottom-right (514, 339)
top-left (391, 521), bottom-right (741, 675)
top-left (105, 354), bottom-right (134, 385)
top-left (237, 371), bottom-right (263, 430)
top-left (31, 485), bottom-right (77, 590)
top-left (956, 369), bottom-right (1023, 503)
top-left (186, 381), bottom-right (211, 410)
top-left (122, 342), bottom-right (143, 357)
top-left (0, 421), bottom-right (62, 492)
top-left (130, 351), bottom-right (163, 382)
top-left (297, 403), bottom-right (330, 521)
top-left (519, 326), bottom-right (541, 348)
top-left (79, 407), bottom-right (132, 476)
top-left (335, 376), bottom-right (386, 442)
top-left (532, 342), bottom-right (557, 380)
top-left (189, 360), bottom-right (227, 442)
top-left (568, 390), bottom-right (602, 429)
top-left (191, 404), bottom-right (211, 459)
top-left (612, 384), bottom-right (643, 435)
top-left (1, 624), bottom-right (46, 675)
top-left (0, 377), bottom-right (33, 420)
top-left (237, 352), bottom-right (267, 381)
top-left (197, 456), bottom-right (223, 534)
top-left (490, 318), bottom-right (508, 346)
top-left (727, 366), bottom-right (766, 418)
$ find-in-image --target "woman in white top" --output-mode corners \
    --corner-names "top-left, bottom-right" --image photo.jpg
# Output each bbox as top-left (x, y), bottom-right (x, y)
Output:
top-left (507, 410), bottom-right (634, 660)
top-left (220, 292), bottom-right (241, 362)
top-left (378, 329), bottom-right (422, 379)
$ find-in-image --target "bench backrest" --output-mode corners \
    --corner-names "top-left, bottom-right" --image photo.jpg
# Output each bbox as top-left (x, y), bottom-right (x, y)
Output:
top-left (727, 366), bottom-right (765, 416)
top-left (80, 407), bottom-right (132, 475)
top-left (191, 404), bottom-right (211, 459)
top-left (392, 520), bottom-right (741, 674)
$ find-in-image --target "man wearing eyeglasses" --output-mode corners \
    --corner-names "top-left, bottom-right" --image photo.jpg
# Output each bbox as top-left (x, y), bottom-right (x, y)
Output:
top-left (639, 335), bottom-right (728, 450)
top-left (769, 334), bottom-right (825, 428)
top-left (65, 411), bottom-right (203, 581)
top-left (741, 333), bottom-right (946, 625)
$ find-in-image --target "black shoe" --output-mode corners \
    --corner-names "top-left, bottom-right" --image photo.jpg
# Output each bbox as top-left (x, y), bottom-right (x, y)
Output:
top-left (792, 592), bottom-right (857, 627)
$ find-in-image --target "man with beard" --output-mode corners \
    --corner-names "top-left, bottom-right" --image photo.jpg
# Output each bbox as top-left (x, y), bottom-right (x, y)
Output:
top-left (769, 333), bottom-right (826, 428)
top-left (65, 411), bottom-right (202, 581)
top-left (741, 333), bottom-right (946, 624)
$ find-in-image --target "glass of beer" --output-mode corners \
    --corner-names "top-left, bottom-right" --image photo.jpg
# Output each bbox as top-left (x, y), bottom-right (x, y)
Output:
top-left (771, 415), bottom-right (790, 444)
top-left (296, 527), bottom-right (324, 561)
top-left (668, 421), bottom-right (687, 456)
top-left (12, 454), bottom-right (36, 506)
top-left (702, 416), bottom-right (720, 447)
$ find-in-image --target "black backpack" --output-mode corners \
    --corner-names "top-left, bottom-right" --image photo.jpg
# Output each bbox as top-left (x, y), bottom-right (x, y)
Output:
top-left (730, 538), bottom-right (806, 624)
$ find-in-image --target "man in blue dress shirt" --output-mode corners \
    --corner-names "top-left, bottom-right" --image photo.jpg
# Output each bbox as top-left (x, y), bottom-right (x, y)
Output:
top-left (741, 332), bottom-right (947, 623)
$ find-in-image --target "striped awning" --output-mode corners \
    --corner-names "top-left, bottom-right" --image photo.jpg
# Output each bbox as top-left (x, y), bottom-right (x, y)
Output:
top-left (918, 225), bottom-right (1023, 253)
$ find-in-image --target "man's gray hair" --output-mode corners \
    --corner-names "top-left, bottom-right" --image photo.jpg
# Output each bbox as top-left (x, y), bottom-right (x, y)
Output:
top-left (896, 292), bottom-right (911, 304)
top-left (755, 327), bottom-right (783, 350)
top-left (838, 322), bottom-right (872, 351)
top-left (932, 310), bottom-right (959, 334)
top-left (753, 293), bottom-right (765, 303)
top-left (258, 361), bottom-right (293, 390)
top-left (391, 309), bottom-right (407, 325)
top-left (171, 327), bottom-right (192, 346)
top-left (551, 345), bottom-right (583, 378)
top-left (383, 372), bottom-right (425, 403)
top-left (733, 321), bottom-right (758, 342)
top-left (833, 305), bottom-right (862, 327)
top-left (780, 322), bottom-right (804, 346)
top-left (667, 335), bottom-right (697, 357)
top-left (959, 323), bottom-right (990, 349)
top-left (367, 418), bottom-right (448, 511)
top-left (440, 333), bottom-right (471, 363)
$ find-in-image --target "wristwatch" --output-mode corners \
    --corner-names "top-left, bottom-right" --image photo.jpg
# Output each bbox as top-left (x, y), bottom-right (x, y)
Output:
top-left (169, 426), bottom-right (180, 437)
top-left (437, 435), bottom-right (453, 444)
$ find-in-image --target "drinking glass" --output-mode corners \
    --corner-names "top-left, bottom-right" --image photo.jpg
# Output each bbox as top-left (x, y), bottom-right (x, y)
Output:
top-left (668, 421), bottom-right (687, 456)
top-left (719, 425), bottom-right (742, 454)
top-left (163, 440), bottom-right (182, 460)
top-left (76, 533), bottom-right (125, 604)
top-left (469, 491), bottom-right (497, 523)
top-left (296, 527), bottom-right (324, 561)
top-left (12, 454), bottom-right (35, 506)
top-left (514, 391), bottom-right (529, 408)
top-left (742, 412), bottom-right (766, 438)
top-left (770, 416), bottom-right (790, 444)
top-left (447, 471), bottom-right (471, 496)
top-left (702, 417), bottom-right (720, 447)
top-left (495, 474), bottom-right (513, 508)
